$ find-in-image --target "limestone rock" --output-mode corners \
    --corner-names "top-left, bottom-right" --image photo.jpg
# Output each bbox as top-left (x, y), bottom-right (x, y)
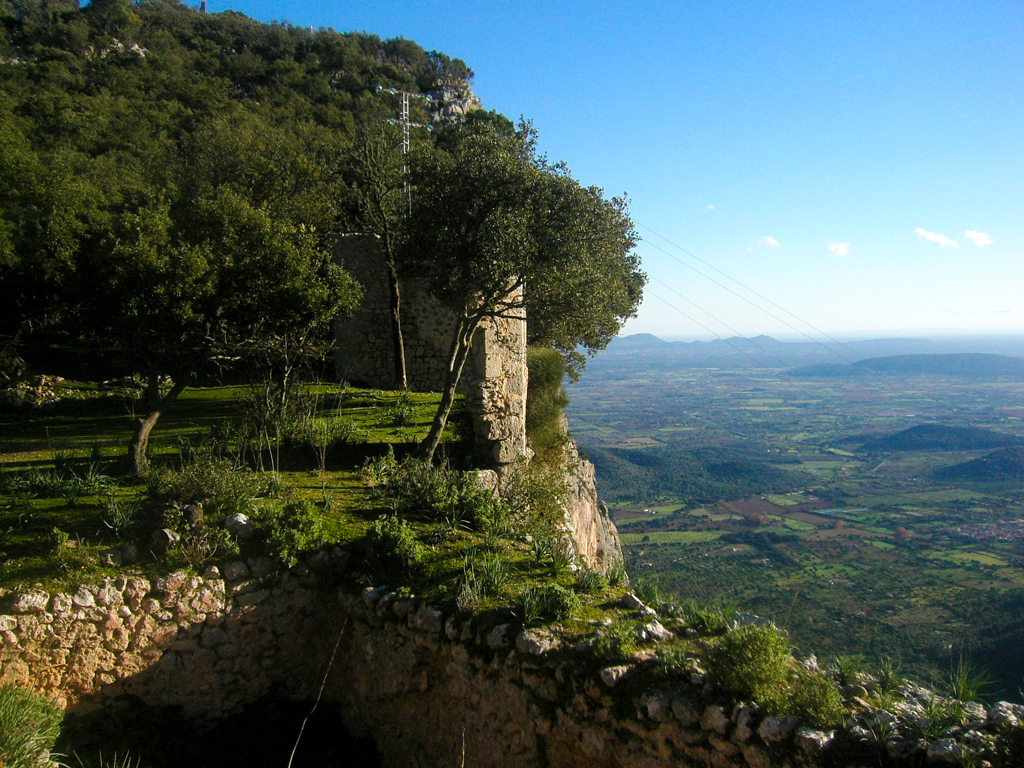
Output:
top-left (701, 704), bottom-right (729, 735)
top-left (758, 715), bottom-right (799, 743)
top-left (636, 620), bottom-right (672, 643)
top-left (486, 623), bottom-right (513, 649)
top-left (794, 727), bottom-right (834, 754)
top-left (222, 561), bottom-right (250, 581)
top-left (150, 528), bottom-right (179, 554)
top-left (223, 513), bottom-right (254, 539)
top-left (672, 696), bottom-right (701, 726)
top-left (599, 665), bottom-right (630, 688)
top-left (10, 591), bottom-right (49, 613)
top-left (409, 604), bottom-right (443, 634)
top-left (516, 628), bottom-right (559, 656)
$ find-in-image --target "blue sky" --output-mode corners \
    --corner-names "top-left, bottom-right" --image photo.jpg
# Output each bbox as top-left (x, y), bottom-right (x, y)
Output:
top-left (210, 1), bottom-right (1023, 340)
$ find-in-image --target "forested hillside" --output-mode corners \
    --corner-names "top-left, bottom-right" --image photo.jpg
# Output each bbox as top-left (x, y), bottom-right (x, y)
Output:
top-left (0, 0), bottom-right (472, 379)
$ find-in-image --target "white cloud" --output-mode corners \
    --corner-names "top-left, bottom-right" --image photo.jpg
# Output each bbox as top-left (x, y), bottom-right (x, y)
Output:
top-left (964, 230), bottom-right (993, 247)
top-left (915, 227), bottom-right (958, 248)
top-left (828, 241), bottom-right (851, 257)
top-left (757, 236), bottom-right (780, 248)
top-left (706, 204), bottom-right (715, 210)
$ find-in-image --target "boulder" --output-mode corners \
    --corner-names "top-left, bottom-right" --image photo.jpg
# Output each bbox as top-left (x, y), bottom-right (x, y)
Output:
top-left (150, 528), bottom-right (180, 554)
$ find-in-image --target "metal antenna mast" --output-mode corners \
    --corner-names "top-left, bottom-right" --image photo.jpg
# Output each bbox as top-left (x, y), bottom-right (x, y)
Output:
top-left (375, 86), bottom-right (433, 214)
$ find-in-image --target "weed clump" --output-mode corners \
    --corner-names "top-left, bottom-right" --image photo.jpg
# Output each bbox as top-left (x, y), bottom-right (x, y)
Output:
top-left (521, 584), bottom-right (581, 625)
top-left (264, 500), bottom-right (328, 568)
top-left (370, 458), bottom-right (499, 531)
top-left (706, 624), bottom-right (792, 709)
top-left (591, 622), bottom-right (640, 664)
top-left (788, 667), bottom-right (844, 728)
top-left (151, 455), bottom-right (267, 519)
top-left (0, 683), bottom-right (63, 768)
top-left (367, 514), bottom-right (423, 576)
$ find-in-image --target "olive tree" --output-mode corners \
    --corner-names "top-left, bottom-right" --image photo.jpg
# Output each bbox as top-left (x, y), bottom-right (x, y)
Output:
top-left (404, 121), bottom-right (645, 462)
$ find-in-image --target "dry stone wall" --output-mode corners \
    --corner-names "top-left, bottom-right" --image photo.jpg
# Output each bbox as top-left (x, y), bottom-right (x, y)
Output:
top-left (3, 559), bottom-right (1018, 767)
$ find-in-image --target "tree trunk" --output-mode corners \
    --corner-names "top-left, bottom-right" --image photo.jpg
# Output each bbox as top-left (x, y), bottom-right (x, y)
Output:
top-left (128, 374), bottom-right (188, 476)
top-left (418, 316), bottom-right (479, 463)
top-left (387, 260), bottom-right (408, 390)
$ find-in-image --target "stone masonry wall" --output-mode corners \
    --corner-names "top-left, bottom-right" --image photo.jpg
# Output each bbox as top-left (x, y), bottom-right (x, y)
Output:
top-left (3, 560), bottom-right (1018, 767)
top-left (333, 233), bottom-right (527, 469)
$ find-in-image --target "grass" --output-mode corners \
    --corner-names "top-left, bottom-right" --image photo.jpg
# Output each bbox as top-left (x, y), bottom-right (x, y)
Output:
top-left (620, 530), bottom-right (723, 545)
top-left (0, 384), bottom-right (469, 591)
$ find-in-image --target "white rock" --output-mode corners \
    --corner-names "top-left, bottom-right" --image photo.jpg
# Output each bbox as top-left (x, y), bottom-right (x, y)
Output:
top-left (599, 665), bottom-right (630, 688)
top-left (486, 623), bottom-right (513, 649)
top-left (794, 727), bottom-right (834, 754)
top-left (10, 591), bottom-right (48, 613)
top-left (72, 586), bottom-right (95, 609)
top-left (223, 512), bottom-right (254, 538)
top-left (516, 629), bottom-right (559, 655)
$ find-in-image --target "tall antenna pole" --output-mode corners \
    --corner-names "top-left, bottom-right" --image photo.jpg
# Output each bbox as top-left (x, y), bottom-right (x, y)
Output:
top-left (375, 86), bottom-right (433, 215)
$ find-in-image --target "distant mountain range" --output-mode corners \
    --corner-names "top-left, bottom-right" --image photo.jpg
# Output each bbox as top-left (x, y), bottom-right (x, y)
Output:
top-left (789, 353), bottom-right (1024, 380)
top-left (596, 334), bottom-right (1024, 372)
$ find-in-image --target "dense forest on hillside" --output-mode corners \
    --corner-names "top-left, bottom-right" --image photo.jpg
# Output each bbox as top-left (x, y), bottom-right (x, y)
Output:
top-left (582, 441), bottom-right (811, 503)
top-left (858, 423), bottom-right (1024, 452)
top-left (0, 0), bottom-right (471, 377)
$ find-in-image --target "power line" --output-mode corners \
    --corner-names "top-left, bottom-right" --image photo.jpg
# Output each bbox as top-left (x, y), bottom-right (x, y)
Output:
top-left (638, 222), bottom-right (871, 365)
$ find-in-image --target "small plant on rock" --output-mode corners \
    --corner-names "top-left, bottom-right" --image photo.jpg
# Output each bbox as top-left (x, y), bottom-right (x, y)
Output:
top-left (520, 584), bottom-right (581, 626)
top-left (591, 621), bottom-right (640, 663)
top-left (706, 624), bottom-right (792, 710)
top-left (788, 667), bottom-right (845, 728)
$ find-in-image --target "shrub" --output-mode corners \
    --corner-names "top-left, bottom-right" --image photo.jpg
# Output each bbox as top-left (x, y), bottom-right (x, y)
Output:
top-left (573, 568), bottom-right (608, 594)
top-left (591, 621), bottom-right (639, 663)
top-left (152, 456), bottom-right (267, 519)
top-left (520, 584), bottom-right (581, 625)
top-left (526, 346), bottom-right (570, 455)
top-left (681, 598), bottom-right (734, 635)
top-left (367, 514), bottom-right (422, 575)
top-left (706, 624), bottom-right (792, 709)
top-left (0, 683), bottom-right (63, 768)
top-left (501, 458), bottom-right (569, 540)
top-left (375, 459), bottom-right (499, 529)
top-left (788, 667), bottom-right (844, 727)
top-left (265, 500), bottom-right (328, 568)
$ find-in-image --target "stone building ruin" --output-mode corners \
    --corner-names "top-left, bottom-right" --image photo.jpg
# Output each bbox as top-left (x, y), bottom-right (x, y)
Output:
top-left (332, 233), bottom-right (528, 468)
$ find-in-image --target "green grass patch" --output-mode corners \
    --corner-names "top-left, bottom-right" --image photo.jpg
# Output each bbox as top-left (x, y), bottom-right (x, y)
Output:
top-left (620, 530), bottom-right (723, 545)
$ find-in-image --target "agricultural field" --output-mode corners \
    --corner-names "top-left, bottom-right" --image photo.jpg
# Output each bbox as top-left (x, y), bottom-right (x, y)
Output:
top-left (568, 354), bottom-right (1024, 699)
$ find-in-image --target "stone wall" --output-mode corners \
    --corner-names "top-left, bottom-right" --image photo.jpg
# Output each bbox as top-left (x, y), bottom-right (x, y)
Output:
top-left (333, 233), bottom-right (527, 469)
top-left (3, 562), bottom-right (1018, 767)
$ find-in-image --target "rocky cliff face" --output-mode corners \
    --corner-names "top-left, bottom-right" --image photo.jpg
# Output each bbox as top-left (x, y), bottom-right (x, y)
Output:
top-left (560, 432), bottom-right (622, 574)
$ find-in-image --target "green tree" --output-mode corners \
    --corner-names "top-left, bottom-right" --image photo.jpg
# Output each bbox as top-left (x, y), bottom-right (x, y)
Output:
top-left (405, 121), bottom-right (645, 461)
top-left (347, 118), bottom-right (411, 389)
